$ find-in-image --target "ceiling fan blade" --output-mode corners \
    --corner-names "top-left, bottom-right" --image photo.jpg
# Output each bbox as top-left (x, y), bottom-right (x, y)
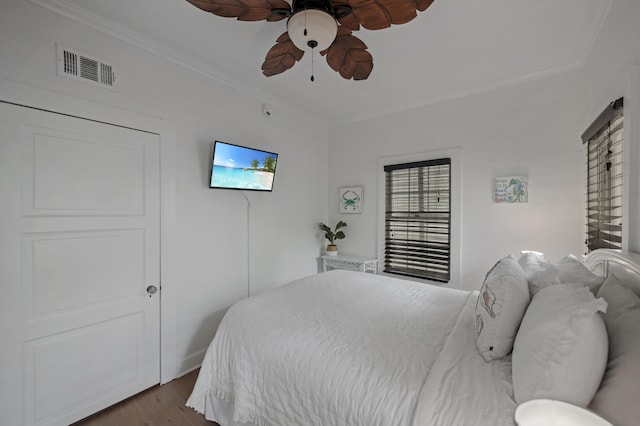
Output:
top-left (416, 0), bottom-right (435, 12)
top-left (321, 28), bottom-right (373, 80)
top-left (185, 0), bottom-right (290, 22)
top-left (262, 33), bottom-right (305, 77)
top-left (335, 0), bottom-right (435, 31)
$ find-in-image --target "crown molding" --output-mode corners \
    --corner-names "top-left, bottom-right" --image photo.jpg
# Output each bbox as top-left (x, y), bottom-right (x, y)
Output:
top-left (334, 0), bottom-right (613, 127)
top-left (335, 56), bottom-right (587, 127)
top-left (25, 0), bottom-right (330, 128)
top-left (26, 0), bottom-right (612, 129)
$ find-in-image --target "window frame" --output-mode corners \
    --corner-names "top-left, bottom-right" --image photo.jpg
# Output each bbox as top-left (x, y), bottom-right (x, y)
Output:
top-left (582, 97), bottom-right (624, 252)
top-left (383, 158), bottom-right (451, 281)
top-left (377, 148), bottom-right (461, 286)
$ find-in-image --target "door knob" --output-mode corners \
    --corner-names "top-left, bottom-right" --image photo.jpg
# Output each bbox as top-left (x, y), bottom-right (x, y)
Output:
top-left (146, 285), bottom-right (158, 297)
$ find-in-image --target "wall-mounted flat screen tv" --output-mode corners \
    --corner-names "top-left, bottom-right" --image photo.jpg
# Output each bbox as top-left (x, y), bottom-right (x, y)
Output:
top-left (210, 141), bottom-right (278, 191)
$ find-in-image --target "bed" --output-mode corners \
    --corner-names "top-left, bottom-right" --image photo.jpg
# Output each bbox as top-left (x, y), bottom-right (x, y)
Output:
top-left (187, 249), bottom-right (640, 426)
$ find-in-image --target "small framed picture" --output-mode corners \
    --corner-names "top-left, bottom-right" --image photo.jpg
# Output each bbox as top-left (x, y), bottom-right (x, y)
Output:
top-left (339, 186), bottom-right (363, 213)
top-left (494, 176), bottom-right (528, 203)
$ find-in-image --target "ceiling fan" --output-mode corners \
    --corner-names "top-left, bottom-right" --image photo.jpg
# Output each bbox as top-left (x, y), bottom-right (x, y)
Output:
top-left (185, 0), bottom-right (436, 81)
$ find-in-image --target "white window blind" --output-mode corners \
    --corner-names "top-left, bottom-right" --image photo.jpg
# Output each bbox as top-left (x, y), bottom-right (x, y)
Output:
top-left (582, 98), bottom-right (623, 252)
top-left (384, 158), bottom-right (451, 282)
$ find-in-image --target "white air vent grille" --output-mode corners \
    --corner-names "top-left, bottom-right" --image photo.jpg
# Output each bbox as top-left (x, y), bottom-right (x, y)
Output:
top-left (63, 49), bottom-right (78, 76)
top-left (56, 44), bottom-right (117, 90)
top-left (101, 63), bottom-right (114, 86)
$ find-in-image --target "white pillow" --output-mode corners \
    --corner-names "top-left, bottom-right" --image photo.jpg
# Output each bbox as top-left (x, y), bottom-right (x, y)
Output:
top-left (475, 255), bottom-right (530, 362)
top-left (512, 283), bottom-right (608, 407)
top-left (589, 274), bottom-right (640, 426)
top-left (557, 254), bottom-right (605, 294)
top-left (518, 251), bottom-right (560, 296)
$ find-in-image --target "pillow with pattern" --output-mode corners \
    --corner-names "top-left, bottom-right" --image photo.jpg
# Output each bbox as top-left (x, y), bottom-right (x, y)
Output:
top-left (475, 255), bottom-right (530, 362)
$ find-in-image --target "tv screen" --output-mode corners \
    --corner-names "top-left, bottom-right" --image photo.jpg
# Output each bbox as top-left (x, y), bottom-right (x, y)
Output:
top-left (210, 141), bottom-right (278, 191)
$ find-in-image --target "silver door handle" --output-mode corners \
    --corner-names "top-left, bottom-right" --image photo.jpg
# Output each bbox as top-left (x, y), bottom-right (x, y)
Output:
top-left (146, 285), bottom-right (158, 297)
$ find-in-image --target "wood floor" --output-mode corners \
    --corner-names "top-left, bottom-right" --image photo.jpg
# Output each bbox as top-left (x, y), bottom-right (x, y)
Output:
top-left (73, 369), bottom-right (219, 426)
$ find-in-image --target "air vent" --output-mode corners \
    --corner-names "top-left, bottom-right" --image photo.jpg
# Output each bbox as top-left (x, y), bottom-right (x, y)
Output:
top-left (56, 44), bottom-right (117, 90)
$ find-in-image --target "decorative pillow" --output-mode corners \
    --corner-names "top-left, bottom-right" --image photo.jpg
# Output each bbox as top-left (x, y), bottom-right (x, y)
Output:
top-left (518, 251), bottom-right (561, 296)
top-left (589, 274), bottom-right (640, 426)
top-left (557, 254), bottom-right (605, 294)
top-left (512, 283), bottom-right (608, 407)
top-left (475, 255), bottom-right (530, 362)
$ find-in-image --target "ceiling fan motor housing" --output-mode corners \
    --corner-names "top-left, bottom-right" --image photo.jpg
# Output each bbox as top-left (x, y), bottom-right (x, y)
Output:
top-left (291, 0), bottom-right (334, 14)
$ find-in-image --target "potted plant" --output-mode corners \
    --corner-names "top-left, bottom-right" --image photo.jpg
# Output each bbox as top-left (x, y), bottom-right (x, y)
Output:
top-left (319, 221), bottom-right (347, 256)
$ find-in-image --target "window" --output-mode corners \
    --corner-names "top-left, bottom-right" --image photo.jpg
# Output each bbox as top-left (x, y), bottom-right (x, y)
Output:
top-left (384, 158), bottom-right (451, 282)
top-left (582, 97), bottom-right (623, 252)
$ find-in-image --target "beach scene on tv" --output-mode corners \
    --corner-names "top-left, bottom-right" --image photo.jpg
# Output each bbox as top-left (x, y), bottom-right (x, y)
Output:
top-left (211, 142), bottom-right (277, 191)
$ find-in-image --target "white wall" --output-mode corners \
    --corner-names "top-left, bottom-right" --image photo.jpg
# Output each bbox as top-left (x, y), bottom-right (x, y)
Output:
top-left (2, 0), bottom-right (639, 385)
top-left (328, 73), bottom-right (589, 290)
top-left (0, 1), bottom-right (328, 375)
top-left (327, 0), bottom-right (640, 291)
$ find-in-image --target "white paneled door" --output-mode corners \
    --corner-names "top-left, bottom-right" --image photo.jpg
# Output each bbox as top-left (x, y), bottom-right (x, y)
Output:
top-left (0, 102), bottom-right (161, 426)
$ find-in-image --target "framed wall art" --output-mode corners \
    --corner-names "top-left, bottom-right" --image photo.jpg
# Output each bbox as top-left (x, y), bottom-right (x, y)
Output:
top-left (339, 186), bottom-right (363, 213)
top-left (494, 176), bottom-right (528, 203)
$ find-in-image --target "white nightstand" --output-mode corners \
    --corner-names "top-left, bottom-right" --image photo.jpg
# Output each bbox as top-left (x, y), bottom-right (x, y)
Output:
top-left (321, 254), bottom-right (378, 274)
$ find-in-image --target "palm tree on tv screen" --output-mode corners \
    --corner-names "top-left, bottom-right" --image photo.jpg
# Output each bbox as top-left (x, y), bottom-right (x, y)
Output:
top-left (263, 156), bottom-right (276, 173)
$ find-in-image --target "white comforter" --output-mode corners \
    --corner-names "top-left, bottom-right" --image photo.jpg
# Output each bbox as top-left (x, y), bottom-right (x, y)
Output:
top-left (187, 270), bottom-right (515, 425)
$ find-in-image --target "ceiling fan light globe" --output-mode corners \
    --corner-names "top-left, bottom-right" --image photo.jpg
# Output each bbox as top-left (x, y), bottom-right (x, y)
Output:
top-left (287, 9), bottom-right (337, 52)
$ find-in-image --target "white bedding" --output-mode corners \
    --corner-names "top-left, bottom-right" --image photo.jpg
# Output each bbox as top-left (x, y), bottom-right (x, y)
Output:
top-left (187, 270), bottom-right (515, 425)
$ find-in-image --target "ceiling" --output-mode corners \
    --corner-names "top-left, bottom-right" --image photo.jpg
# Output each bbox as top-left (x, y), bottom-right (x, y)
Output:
top-left (36, 0), bottom-right (612, 126)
